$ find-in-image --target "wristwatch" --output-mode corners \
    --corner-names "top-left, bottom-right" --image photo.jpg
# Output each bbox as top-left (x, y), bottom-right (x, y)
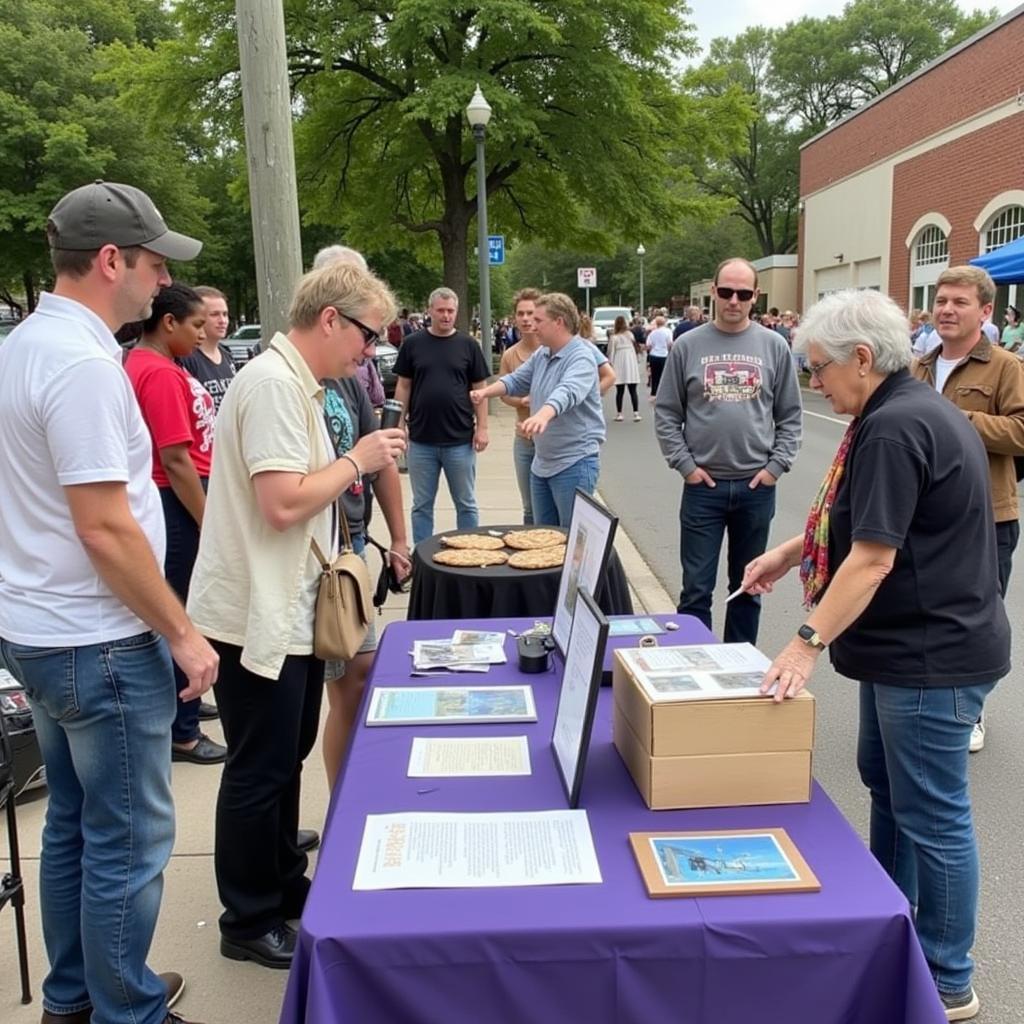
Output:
top-left (797, 624), bottom-right (826, 651)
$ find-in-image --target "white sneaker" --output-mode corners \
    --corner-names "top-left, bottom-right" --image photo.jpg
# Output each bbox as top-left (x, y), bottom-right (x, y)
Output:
top-left (633, 413), bottom-right (642, 422)
top-left (614, 414), bottom-right (623, 422)
top-left (969, 720), bottom-right (985, 753)
top-left (941, 985), bottom-right (979, 1020)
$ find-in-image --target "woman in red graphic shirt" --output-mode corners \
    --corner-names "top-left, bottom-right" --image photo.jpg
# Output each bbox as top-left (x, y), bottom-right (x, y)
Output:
top-left (125, 283), bottom-right (226, 765)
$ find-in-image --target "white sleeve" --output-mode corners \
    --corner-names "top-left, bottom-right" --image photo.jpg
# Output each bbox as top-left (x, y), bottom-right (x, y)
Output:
top-left (40, 357), bottom-right (135, 485)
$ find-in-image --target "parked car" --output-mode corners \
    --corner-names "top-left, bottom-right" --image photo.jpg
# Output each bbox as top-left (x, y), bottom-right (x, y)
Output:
top-left (375, 340), bottom-right (399, 398)
top-left (226, 323), bottom-right (262, 366)
top-left (591, 306), bottom-right (633, 348)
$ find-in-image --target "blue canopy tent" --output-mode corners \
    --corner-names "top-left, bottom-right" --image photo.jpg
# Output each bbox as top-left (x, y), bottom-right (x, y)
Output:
top-left (970, 235), bottom-right (1024, 283)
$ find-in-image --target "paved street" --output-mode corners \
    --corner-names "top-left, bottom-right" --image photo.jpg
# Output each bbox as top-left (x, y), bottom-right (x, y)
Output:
top-left (598, 382), bottom-right (1024, 1024)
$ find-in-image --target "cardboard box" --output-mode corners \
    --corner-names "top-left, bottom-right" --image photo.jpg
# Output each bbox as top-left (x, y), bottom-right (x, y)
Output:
top-left (614, 705), bottom-right (812, 809)
top-left (612, 650), bottom-right (815, 757)
top-left (611, 648), bottom-right (815, 809)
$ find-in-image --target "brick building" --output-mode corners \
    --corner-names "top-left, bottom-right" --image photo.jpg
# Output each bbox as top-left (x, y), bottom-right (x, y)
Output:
top-left (799, 8), bottom-right (1024, 316)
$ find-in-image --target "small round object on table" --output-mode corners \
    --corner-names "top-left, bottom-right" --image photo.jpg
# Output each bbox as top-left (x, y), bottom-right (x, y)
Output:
top-left (503, 528), bottom-right (566, 550)
top-left (440, 534), bottom-right (507, 550)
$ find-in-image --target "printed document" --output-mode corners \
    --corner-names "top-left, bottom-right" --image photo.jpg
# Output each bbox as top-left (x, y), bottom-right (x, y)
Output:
top-left (352, 810), bottom-right (602, 889)
top-left (407, 736), bottom-right (531, 777)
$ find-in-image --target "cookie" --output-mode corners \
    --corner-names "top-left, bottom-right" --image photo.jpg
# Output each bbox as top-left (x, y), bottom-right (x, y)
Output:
top-left (507, 545), bottom-right (567, 569)
top-left (502, 528), bottom-right (565, 550)
top-left (432, 548), bottom-right (510, 567)
top-left (440, 533), bottom-right (507, 550)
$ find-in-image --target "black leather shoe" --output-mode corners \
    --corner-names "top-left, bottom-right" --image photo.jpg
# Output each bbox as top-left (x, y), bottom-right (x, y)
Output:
top-left (297, 828), bottom-right (320, 853)
top-left (41, 1011), bottom-right (91, 1024)
top-left (220, 924), bottom-right (296, 969)
top-left (172, 734), bottom-right (227, 765)
top-left (197, 700), bottom-right (219, 721)
top-left (160, 971), bottom-right (184, 1009)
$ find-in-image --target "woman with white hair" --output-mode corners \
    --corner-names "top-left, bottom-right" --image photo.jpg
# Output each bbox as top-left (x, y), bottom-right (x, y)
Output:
top-left (741, 288), bottom-right (1006, 1022)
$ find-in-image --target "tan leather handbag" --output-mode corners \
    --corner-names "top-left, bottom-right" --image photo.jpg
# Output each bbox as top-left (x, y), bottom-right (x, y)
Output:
top-left (310, 507), bottom-right (372, 661)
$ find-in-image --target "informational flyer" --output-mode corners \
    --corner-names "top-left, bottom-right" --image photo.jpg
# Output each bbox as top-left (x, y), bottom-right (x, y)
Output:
top-left (352, 810), bottom-right (603, 890)
top-left (618, 643), bottom-right (773, 702)
top-left (407, 736), bottom-right (531, 777)
top-left (608, 616), bottom-right (665, 637)
top-left (366, 685), bottom-right (537, 726)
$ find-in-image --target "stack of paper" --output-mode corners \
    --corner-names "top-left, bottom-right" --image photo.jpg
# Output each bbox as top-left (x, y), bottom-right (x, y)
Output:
top-left (411, 631), bottom-right (508, 673)
top-left (617, 643), bottom-right (773, 703)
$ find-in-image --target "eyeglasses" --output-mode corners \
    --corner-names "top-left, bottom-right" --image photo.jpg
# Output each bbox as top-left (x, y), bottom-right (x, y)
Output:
top-left (715, 287), bottom-right (756, 302)
top-left (808, 359), bottom-right (834, 379)
top-left (332, 309), bottom-right (381, 347)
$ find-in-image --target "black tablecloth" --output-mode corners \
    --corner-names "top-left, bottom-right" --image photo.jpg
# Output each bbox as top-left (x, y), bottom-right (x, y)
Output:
top-left (407, 525), bottom-right (634, 620)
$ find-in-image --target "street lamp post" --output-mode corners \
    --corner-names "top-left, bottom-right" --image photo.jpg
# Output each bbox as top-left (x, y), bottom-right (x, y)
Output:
top-left (636, 243), bottom-right (646, 318)
top-left (466, 85), bottom-right (493, 374)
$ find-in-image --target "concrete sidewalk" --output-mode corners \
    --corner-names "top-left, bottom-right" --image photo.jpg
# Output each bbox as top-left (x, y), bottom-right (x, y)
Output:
top-left (0, 401), bottom-right (673, 1024)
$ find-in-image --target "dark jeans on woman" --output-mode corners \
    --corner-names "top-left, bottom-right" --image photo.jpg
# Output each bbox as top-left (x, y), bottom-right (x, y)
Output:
top-left (678, 476), bottom-right (776, 644)
top-left (213, 641), bottom-right (324, 940)
top-left (648, 354), bottom-right (667, 396)
top-left (615, 383), bottom-right (639, 414)
top-left (159, 482), bottom-right (207, 744)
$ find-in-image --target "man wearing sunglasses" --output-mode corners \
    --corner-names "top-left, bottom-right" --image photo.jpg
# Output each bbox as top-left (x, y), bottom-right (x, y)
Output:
top-left (654, 257), bottom-right (803, 644)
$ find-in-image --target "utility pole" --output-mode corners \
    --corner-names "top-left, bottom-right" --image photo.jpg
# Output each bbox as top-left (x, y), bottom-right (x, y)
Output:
top-left (236, 0), bottom-right (303, 348)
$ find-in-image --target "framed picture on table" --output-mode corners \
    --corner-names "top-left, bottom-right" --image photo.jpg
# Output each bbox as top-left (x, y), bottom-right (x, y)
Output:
top-left (551, 490), bottom-right (618, 657)
top-left (551, 589), bottom-right (609, 807)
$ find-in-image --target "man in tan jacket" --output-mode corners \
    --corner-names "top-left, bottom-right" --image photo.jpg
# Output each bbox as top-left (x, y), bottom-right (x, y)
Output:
top-left (912, 264), bottom-right (1024, 751)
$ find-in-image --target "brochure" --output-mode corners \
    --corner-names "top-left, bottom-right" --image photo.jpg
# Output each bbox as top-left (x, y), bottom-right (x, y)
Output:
top-left (366, 685), bottom-right (537, 726)
top-left (608, 616), bottom-right (665, 637)
top-left (618, 643), bottom-right (773, 702)
top-left (353, 810), bottom-right (602, 889)
top-left (451, 629), bottom-right (508, 646)
top-left (411, 639), bottom-right (507, 671)
top-left (407, 736), bottom-right (531, 777)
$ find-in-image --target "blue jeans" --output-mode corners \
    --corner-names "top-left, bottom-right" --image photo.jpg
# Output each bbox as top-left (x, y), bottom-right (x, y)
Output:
top-left (857, 680), bottom-right (995, 996)
top-left (512, 435), bottom-right (535, 525)
top-left (407, 441), bottom-right (479, 545)
top-left (530, 455), bottom-right (600, 527)
top-left (0, 632), bottom-right (176, 1024)
top-left (678, 476), bottom-right (776, 643)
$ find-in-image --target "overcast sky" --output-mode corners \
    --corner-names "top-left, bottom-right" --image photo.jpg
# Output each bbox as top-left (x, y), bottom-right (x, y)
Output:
top-left (687, 0), bottom-right (1020, 57)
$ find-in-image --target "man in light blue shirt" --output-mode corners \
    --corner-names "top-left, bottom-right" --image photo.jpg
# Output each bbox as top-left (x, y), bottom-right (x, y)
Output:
top-left (470, 292), bottom-right (606, 525)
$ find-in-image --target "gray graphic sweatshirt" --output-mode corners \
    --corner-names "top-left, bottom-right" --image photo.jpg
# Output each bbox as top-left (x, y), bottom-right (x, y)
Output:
top-left (654, 321), bottom-right (803, 480)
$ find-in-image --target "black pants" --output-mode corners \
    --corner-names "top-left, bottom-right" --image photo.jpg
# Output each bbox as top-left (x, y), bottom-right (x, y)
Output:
top-left (996, 519), bottom-right (1019, 598)
top-left (160, 483), bottom-right (207, 743)
top-left (213, 641), bottom-right (324, 939)
top-left (648, 354), bottom-right (667, 395)
top-left (615, 383), bottom-right (639, 413)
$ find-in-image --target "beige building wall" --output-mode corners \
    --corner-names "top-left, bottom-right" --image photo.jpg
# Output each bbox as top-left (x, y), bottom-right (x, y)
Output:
top-left (802, 164), bottom-right (892, 302)
top-left (759, 267), bottom-right (798, 312)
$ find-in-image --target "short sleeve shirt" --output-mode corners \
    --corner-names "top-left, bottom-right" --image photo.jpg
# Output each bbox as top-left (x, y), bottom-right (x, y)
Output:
top-left (827, 370), bottom-right (1010, 687)
top-left (394, 329), bottom-right (489, 444)
top-left (179, 345), bottom-right (237, 413)
top-left (323, 376), bottom-right (377, 535)
top-left (125, 347), bottom-right (215, 486)
top-left (0, 293), bottom-right (165, 645)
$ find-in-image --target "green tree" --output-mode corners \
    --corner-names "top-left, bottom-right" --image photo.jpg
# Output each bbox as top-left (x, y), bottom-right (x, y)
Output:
top-left (119, 0), bottom-right (750, 327)
top-left (685, 28), bottom-right (799, 256)
top-left (0, 0), bottom-right (205, 310)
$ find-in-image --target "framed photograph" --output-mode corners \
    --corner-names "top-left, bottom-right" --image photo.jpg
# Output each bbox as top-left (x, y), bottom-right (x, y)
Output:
top-left (629, 828), bottom-right (820, 898)
top-left (551, 590), bottom-right (609, 807)
top-left (366, 685), bottom-right (537, 726)
top-left (551, 490), bottom-right (618, 657)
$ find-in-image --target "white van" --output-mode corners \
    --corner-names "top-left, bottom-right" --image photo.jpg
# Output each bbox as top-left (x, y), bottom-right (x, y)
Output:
top-left (591, 306), bottom-right (633, 347)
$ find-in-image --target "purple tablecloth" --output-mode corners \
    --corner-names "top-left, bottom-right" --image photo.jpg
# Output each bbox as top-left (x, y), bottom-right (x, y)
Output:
top-left (281, 618), bottom-right (946, 1024)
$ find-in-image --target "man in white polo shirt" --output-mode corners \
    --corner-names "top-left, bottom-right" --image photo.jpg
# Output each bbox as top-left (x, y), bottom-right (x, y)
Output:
top-left (0, 181), bottom-right (217, 1024)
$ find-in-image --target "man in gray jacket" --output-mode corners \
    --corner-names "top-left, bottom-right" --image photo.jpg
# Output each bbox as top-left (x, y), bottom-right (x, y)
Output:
top-left (655, 258), bottom-right (802, 643)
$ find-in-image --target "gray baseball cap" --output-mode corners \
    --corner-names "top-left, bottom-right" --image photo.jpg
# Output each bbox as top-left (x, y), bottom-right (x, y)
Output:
top-left (48, 180), bottom-right (202, 261)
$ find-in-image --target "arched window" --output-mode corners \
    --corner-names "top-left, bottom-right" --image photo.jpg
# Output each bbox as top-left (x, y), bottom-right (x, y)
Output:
top-left (908, 223), bottom-right (949, 314)
top-left (984, 206), bottom-right (1024, 253)
top-left (915, 225), bottom-right (948, 266)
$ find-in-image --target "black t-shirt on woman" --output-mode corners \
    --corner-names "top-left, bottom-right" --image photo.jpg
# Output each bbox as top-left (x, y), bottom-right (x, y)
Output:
top-left (393, 329), bottom-right (489, 445)
top-left (826, 369), bottom-right (1010, 688)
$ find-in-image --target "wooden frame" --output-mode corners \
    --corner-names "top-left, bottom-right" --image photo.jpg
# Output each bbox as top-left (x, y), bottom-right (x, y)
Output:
top-left (629, 828), bottom-right (820, 898)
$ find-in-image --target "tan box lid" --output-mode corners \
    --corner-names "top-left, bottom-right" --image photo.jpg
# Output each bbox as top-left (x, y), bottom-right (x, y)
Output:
top-left (612, 647), bottom-right (815, 757)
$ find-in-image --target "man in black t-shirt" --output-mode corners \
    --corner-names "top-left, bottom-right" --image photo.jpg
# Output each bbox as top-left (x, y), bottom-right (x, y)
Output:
top-left (180, 285), bottom-right (236, 414)
top-left (394, 287), bottom-right (490, 545)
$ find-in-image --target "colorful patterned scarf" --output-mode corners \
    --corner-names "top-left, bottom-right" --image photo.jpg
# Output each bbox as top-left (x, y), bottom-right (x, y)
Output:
top-left (800, 419), bottom-right (858, 608)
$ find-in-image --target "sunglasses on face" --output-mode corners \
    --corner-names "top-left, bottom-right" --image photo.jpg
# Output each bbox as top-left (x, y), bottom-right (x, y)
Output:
top-left (716, 287), bottom-right (756, 301)
top-left (332, 309), bottom-right (381, 347)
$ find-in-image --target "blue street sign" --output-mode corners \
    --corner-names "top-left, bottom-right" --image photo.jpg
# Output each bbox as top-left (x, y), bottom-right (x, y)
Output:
top-left (488, 235), bottom-right (505, 266)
